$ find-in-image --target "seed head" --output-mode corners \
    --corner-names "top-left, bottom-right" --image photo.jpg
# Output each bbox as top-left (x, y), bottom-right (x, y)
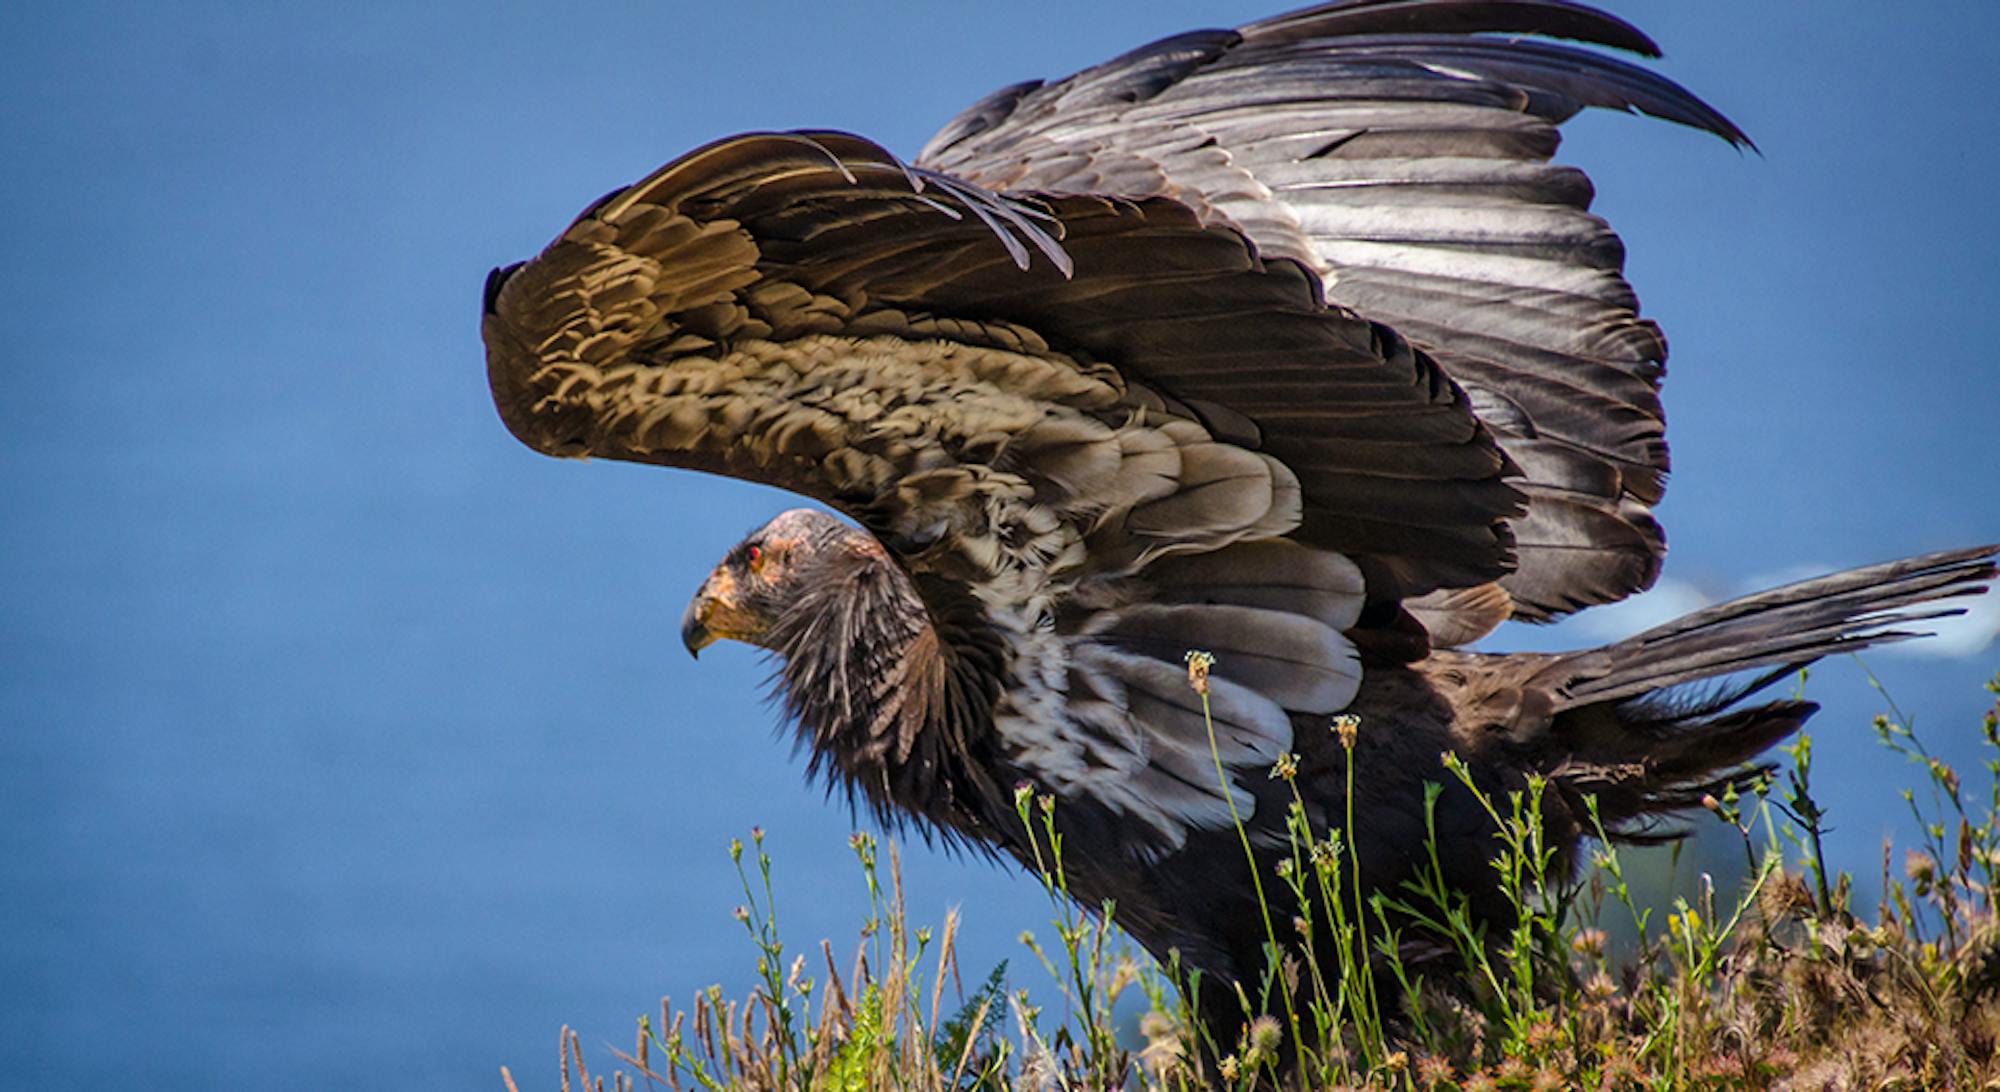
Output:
top-left (1249, 1015), bottom-right (1282, 1053)
top-left (1309, 838), bottom-right (1339, 875)
top-left (1331, 714), bottom-right (1360, 749)
top-left (1184, 650), bottom-right (1214, 696)
top-left (1906, 849), bottom-right (1937, 885)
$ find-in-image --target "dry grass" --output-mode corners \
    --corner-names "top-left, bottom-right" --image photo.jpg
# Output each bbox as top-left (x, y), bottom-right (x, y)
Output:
top-left (508, 670), bottom-right (2000, 1091)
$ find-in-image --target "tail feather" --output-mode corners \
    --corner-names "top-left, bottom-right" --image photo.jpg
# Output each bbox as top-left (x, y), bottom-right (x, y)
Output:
top-left (1541, 545), bottom-right (1996, 837)
top-left (1559, 545), bottom-right (1998, 709)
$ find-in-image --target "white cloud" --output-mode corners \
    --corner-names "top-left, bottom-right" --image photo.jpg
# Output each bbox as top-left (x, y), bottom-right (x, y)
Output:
top-left (1872, 586), bottom-right (2000, 659)
top-left (1562, 576), bottom-right (1712, 644)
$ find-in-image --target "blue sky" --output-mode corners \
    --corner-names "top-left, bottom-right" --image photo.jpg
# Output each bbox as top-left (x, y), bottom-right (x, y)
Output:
top-left (3, 2), bottom-right (1997, 1088)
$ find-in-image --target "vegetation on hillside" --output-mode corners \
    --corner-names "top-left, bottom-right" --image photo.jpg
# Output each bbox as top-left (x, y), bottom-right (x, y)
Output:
top-left (507, 668), bottom-right (2000, 1091)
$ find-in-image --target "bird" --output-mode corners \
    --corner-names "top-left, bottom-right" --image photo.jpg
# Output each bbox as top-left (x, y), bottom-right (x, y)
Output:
top-left (481, 0), bottom-right (1997, 1053)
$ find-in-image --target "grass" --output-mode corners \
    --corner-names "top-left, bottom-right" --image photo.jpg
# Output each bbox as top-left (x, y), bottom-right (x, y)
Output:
top-left (506, 667), bottom-right (2000, 1090)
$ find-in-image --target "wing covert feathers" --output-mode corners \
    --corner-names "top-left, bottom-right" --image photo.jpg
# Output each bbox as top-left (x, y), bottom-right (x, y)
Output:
top-left (484, 130), bottom-right (1518, 602)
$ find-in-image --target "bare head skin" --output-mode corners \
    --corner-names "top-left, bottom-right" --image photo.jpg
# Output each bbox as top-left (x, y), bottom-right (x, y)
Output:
top-left (680, 508), bottom-right (876, 657)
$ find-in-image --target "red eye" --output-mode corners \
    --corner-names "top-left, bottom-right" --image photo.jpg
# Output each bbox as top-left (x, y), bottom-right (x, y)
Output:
top-left (746, 545), bottom-right (763, 570)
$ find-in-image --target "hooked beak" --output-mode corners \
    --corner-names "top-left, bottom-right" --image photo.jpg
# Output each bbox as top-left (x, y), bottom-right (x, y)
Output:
top-left (682, 561), bottom-right (768, 659)
top-left (680, 596), bottom-right (715, 659)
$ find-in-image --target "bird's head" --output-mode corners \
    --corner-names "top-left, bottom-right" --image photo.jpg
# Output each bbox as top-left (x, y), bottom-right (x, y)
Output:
top-left (680, 508), bottom-right (878, 658)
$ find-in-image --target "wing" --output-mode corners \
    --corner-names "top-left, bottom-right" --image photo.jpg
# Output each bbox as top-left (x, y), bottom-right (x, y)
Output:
top-left (484, 131), bottom-right (1517, 596)
top-left (483, 131), bottom-right (1515, 848)
top-left (917, 0), bottom-right (1750, 629)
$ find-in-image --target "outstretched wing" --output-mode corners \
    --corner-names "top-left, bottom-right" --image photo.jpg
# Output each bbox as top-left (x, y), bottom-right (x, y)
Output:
top-left (917, 0), bottom-right (1750, 627)
top-left (483, 131), bottom-right (1515, 847)
top-left (484, 131), bottom-right (1516, 599)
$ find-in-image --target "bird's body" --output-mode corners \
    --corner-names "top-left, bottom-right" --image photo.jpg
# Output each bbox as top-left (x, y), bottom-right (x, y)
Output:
top-left (481, 0), bottom-right (1997, 1046)
top-left (670, 505), bottom-right (1989, 1012)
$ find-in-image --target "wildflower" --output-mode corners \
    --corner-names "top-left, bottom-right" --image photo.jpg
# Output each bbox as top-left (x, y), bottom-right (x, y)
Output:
top-left (1139, 1011), bottom-right (1183, 1076)
top-left (1384, 1050), bottom-right (1409, 1073)
top-left (729, 838), bottom-right (743, 863)
top-left (1275, 858), bottom-right (1294, 879)
top-left (1331, 713), bottom-right (1360, 749)
top-left (1602, 1052), bottom-right (1639, 1078)
top-left (1249, 1015), bottom-right (1282, 1054)
top-left (1929, 758), bottom-right (1961, 796)
top-left (1415, 1054), bottom-right (1455, 1088)
top-left (1760, 869), bottom-right (1817, 918)
top-left (1038, 792), bottom-right (1055, 816)
top-left (1184, 650), bottom-right (1214, 696)
top-left (1236, 1016), bottom-right (1281, 1069)
top-left (1269, 751), bottom-right (1299, 781)
top-left (1583, 971), bottom-right (1617, 1001)
top-left (1018, 1048), bottom-right (1057, 1090)
top-left (1905, 849), bottom-right (1936, 885)
top-left (1702, 1054), bottom-right (1747, 1080)
top-left (1218, 1054), bottom-right (1240, 1081)
top-left (750, 825), bottom-right (764, 843)
top-left (1110, 956), bottom-right (1139, 996)
top-left (1013, 782), bottom-right (1034, 809)
top-left (1571, 928), bottom-right (1608, 958)
top-left (1309, 838), bottom-right (1340, 875)
top-left (732, 905), bottom-right (750, 923)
